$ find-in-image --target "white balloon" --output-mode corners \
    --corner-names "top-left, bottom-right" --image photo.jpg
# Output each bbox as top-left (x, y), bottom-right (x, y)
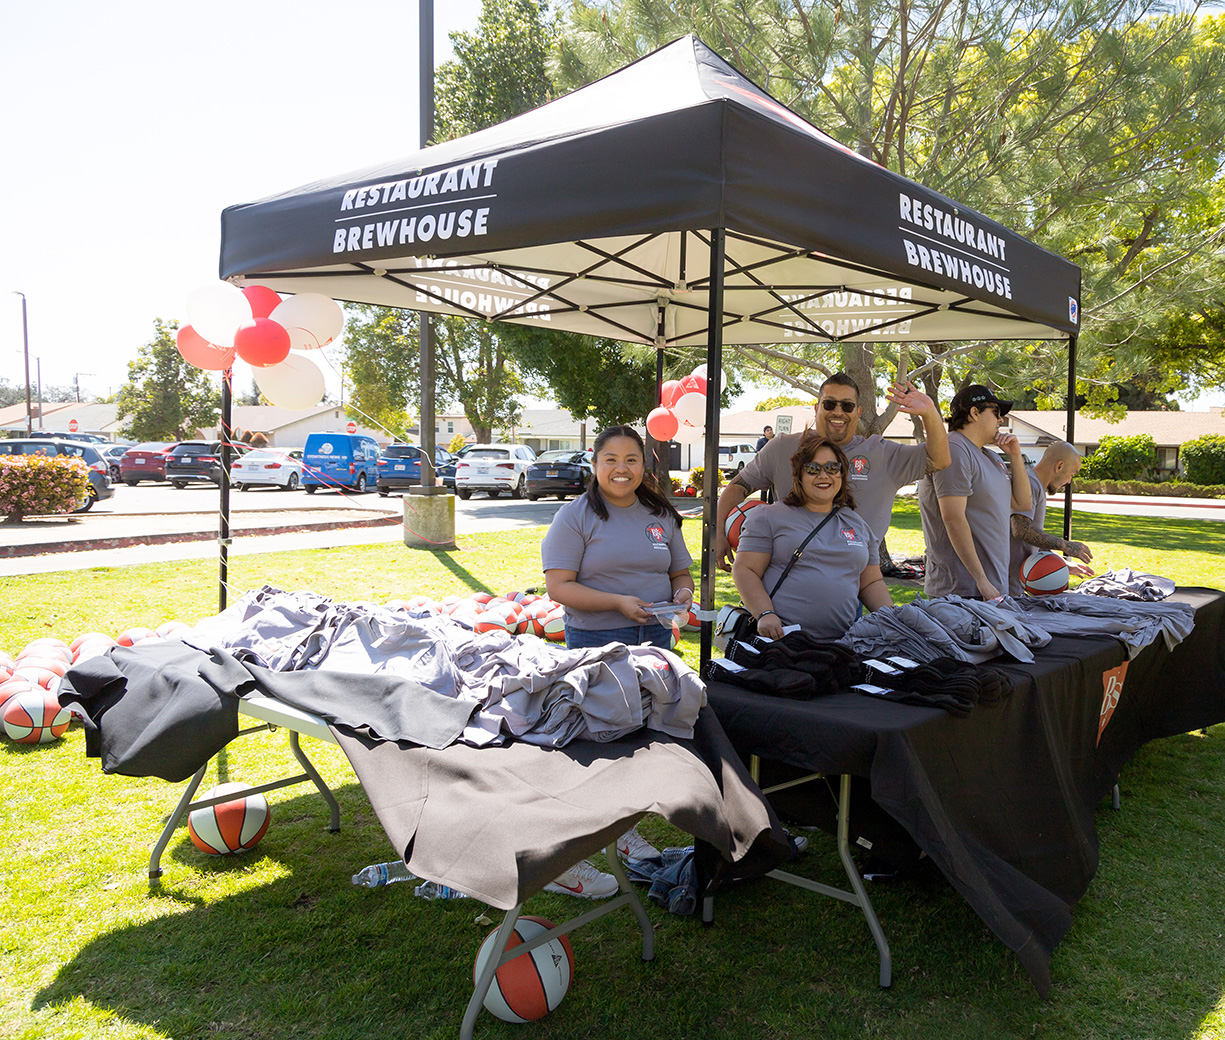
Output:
top-left (671, 391), bottom-right (707, 427)
top-left (692, 363), bottom-right (727, 392)
top-left (672, 421), bottom-right (704, 444)
top-left (691, 363), bottom-right (708, 378)
top-left (270, 293), bottom-right (345, 351)
top-left (187, 282), bottom-right (252, 348)
top-left (253, 353), bottom-right (326, 410)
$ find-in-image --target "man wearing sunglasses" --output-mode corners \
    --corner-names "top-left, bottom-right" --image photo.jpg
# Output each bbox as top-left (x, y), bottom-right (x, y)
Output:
top-left (716, 371), bottom-right (950, 570)
top-left (917, 384), bottom-right (1032, 600)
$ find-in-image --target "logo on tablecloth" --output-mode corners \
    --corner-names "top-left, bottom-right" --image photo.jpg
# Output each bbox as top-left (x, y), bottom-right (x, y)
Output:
top-left (1097, 661), bottom-right (1129, 745)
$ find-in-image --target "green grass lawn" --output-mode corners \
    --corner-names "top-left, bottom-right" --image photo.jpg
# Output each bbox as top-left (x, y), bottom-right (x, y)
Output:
top-left (2, 505), bottom-right (1224, 1039)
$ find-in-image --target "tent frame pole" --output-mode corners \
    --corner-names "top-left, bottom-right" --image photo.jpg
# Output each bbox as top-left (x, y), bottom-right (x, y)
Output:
top-left (218, 366), bottom-right (233, 612)
top-left (1063, 332), bottom-right (1078, 540)
top-left (699, 228), bottom-right (725, 668)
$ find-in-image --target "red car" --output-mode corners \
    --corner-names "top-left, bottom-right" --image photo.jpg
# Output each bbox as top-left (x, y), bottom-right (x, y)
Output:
top-left (120, 442), bottom-right (179, 486)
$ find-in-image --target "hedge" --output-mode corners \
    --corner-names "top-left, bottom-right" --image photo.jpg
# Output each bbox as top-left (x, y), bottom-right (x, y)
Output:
top-left (1180, 434), bottom-right (1225, 486)
top-left (1072, 478), bottom-right (1225, 499)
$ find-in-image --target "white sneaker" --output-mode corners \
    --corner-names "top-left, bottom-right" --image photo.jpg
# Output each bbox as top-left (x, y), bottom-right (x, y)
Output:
top-left (616, 824), bottom-right (662, 863)
top-left (544, 859), bottom-right (619, 899)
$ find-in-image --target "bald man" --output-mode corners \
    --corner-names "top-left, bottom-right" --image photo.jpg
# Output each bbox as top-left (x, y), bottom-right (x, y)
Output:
top-left (1008, 441), bottom-right (1095, 596)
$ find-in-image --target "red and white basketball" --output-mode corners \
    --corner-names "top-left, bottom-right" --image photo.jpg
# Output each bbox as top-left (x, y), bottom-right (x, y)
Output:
top-left (670, 620), bottom-right (681, 649)
top-left (1020, 551), bottom-right (1070, 596)
top-left (70, 632), bottom-right (112, 654)
top-left (542, 608), bottom-right (566, 643)
top-left (724, 499), bottom-right (763, 550)
top-left (72, 634), bottom-right (116, 662)
top-left (155, 620), bottom-right (191, 639)
top-left (473, 610), bottom-right (512, 635)
top-left (521, 600), bottom-right (548, 637)
top-left (13, 657), bottom-right (67, 688)
top-left (19, 639), bottom-right (72, 665)
top-left (0, 677), bottom-right (37, 713)
top-left (117, 627), bottom-right (154, 647)
top-left (3, 686), bottom-right (72, 744)
top-left (473, 915), bottom-right (574, 1023)
top-left (681, 608), bottom-right (701, 632)
top-left (188, 783), bottom-right (271, 855)
top-left (469, 592), bottom-right (494, 607)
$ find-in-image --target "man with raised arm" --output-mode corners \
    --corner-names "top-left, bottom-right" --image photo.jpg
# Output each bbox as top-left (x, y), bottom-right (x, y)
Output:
top-left (1008, 441), bottom-right (1095, 596)
top-left (917, 384), bottom-right (1032, 600)
top-left (716, 372), bottom-right (950, 570)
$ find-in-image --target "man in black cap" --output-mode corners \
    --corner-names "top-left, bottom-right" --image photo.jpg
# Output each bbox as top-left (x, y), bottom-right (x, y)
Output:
top-left (755, 425), bottom-right (774, 452)
top-left (917, 384), bottom-right (1032, 599)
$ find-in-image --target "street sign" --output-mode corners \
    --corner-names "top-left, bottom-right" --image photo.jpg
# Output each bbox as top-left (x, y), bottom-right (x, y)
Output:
top-left (775, 414), bottom-right (792, 434)
top-left (346, 421), bottom-right (357, 434)
top-left (68, 418), bottom-right (79, 432)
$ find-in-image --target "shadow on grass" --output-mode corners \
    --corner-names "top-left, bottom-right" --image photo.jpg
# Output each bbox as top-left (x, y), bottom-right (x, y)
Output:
top-left (33, 732), bottom-right (1225, 1040)
top-left (429, 549), bottom-right (496, 596)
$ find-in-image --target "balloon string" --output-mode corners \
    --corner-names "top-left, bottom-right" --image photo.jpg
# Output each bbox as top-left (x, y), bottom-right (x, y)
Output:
top-left (315, 349), bottom-right (405, 444)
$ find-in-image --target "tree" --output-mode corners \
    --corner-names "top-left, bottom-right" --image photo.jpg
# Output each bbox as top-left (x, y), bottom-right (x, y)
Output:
top-left (115, 319), bottom-right (221, 441)
top-left (755, 394), bottom-right (809, 411)
top-left (554, 3), bottom-right (1225, 425)
top-left (435, 316), bottom-right (526, 442)
top-left (340, 306), bottom-right (420, 441)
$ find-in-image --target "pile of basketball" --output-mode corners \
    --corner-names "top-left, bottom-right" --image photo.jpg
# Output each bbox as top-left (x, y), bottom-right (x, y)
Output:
top-left (385, 591), bottom-right (699, 648)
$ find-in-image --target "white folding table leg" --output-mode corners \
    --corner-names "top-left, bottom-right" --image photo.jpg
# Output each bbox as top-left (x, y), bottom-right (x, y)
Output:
top-left (148, 764), bottom-right (207, 879)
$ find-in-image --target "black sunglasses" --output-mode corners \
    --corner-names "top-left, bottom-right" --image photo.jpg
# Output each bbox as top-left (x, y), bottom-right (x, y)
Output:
top-left (803, 461), bottom-right (843, 476)
top-left (820, 399), bottom-right (858, 413)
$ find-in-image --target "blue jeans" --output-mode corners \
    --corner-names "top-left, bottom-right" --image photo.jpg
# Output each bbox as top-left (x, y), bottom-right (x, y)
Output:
top-left (565, 623), bottom-right (672, 650)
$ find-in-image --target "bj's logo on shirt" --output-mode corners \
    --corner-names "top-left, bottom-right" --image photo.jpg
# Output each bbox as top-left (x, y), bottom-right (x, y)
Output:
top-left (840, 525), bottom-right (864, 547)
top-left (849, 456), bottom-right (870, 480)
top-left (645, 523), bottom-right (668, 549)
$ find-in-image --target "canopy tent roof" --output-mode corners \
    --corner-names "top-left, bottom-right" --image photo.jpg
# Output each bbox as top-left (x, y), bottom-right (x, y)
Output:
top-left (220, 36), bottom-right (1080, 346)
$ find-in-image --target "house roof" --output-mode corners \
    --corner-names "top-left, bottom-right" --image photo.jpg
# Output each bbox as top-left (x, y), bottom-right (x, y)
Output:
top-left (1009, 408), bottom-right (1225, 447)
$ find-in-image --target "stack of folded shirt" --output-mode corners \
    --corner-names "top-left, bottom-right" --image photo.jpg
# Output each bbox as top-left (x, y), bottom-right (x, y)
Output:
top-left (854, 656), bottom-right (1014, 717)
top-left (704, 633), bottom-right (863, 700)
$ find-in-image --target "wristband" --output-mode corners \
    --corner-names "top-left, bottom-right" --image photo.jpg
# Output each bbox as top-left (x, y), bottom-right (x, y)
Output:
top-left (756, 609), bottom-right (778, 621)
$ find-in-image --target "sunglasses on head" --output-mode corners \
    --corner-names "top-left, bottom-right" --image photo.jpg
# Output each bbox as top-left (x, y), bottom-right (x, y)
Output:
top-left (820, 399), bottom-right (857, 413)
top-left (803, 461), bottom-right (843, 476)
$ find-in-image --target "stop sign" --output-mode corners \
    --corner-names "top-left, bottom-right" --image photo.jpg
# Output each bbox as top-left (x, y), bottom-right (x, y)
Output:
top-left (68, 418), bottom-right (79, 432)
top-left (346, 421), bottom-right (357, 434)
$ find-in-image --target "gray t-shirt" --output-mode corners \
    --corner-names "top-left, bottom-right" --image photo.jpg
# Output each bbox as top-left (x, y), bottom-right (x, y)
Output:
top-left (738, 502), bottom-right (878, 640)
top-left (738, 431), bottom-right (926, 563)
top-left (917, 431), bottom-right (1014, 598)
top-left (1008, 469), bottom-right (1048, 596)
top-left (541, 495), bottom-right (693, 631)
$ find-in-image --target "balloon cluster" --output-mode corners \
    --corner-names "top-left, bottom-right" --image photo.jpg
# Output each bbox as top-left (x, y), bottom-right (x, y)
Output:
top-left (645, 363), bottom-right (724, 445)
top-left (177, 282), bottom-right (344, 410)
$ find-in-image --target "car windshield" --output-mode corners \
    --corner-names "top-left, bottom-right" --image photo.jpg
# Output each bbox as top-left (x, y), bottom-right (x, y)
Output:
top-left (175, 444), bottom-right (214, 456)
top-left (383, 445), bottom-right (420, 459)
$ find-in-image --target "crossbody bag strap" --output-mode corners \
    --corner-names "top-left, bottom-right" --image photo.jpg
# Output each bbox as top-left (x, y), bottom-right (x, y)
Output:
top-left (766, 509), bottom-right (840, 600)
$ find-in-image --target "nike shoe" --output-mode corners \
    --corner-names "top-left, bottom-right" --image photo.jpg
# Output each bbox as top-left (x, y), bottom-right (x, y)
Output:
top-left (786, 830), bottom-right (809, 859)
top-left (616, 824), bottom-right (662, 864)
top-left (544, 859), bottom-right (619, 899)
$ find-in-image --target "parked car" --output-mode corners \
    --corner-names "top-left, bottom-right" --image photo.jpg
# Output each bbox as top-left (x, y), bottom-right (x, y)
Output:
top-left (0, 438), bottom-right (114, 512)
top-left (120, 442), bottom-right (179, 485)
top-left (718, 442), bottom-right (757, 475)
top-left (375, 444), bottom-right (456, 495)
top-left (101, 444), bottom-right (129, 481)
top-left (28, 430), bottom-right (107, 443)
top-left (302, 431), bottom-right (381, 493)
top-left (230, 448), bottom-right (305, 490)
top-left (525, 449), bottom-right (593, 500)
top-left (166, 441), bottom-right (248, 488)
top-left (453, 443), bottom-right (538, 499)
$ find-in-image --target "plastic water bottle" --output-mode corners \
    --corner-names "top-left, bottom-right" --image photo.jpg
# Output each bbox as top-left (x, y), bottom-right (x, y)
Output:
top-left (351, 860), bottom-right (415, 888)
top-left (414, 880), bottom-right (470, 900)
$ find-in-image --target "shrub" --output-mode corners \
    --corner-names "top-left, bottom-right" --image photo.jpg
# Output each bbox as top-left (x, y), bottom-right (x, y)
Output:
top-left (0, 454), bottom-right (90, 521)
top-left (687, 465), bottom-right (723, 493)
top-left (448, 434), bottom-right (468, 454)
top-left (1079, 434), bottom-right (1156, 481)
top-left (670, 476), bottom-right (683, 493)
top-left (1071, 478), bottom-right (1225, 499)
top-left (1180, 434), bottom-right (1225, 486)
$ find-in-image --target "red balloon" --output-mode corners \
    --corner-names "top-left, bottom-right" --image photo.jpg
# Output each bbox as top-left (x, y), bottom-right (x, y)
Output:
top-left (646, 407), bottom-right (680, 442)
top-left (661, 380), bottom-right (684, 407)
top-left (176, 325), bottom-right (236, 371)
top-left (241, 285), bottom-right (282, 320)
top-left (680, 374), bottom-right (708, 396)
top-left (233, 318), bottom-right (291, 368)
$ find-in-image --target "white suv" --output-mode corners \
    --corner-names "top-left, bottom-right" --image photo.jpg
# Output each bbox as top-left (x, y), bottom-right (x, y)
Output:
top-left (454, 443), bottom-right (537, 499)
top-left (718, 442), bottom-right (757, 475)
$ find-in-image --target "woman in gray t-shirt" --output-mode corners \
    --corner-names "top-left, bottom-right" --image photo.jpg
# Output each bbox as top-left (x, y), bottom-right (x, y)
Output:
top-left (542, 425), bottom-right (694, 650)
top-left (732, 432), bottom-right (892, 640)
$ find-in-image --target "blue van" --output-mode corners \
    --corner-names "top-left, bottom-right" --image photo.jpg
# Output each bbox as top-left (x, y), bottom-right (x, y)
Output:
top-left (302, 431), bottom-right (381, 493)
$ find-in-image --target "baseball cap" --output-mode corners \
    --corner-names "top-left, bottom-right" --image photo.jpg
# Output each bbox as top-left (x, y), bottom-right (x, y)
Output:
top-left (950, 384), bottom-right (1012, 418)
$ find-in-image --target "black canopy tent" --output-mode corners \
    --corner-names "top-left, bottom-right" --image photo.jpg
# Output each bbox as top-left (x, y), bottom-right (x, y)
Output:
top-left (219, 35), bottom-right (1082, 659)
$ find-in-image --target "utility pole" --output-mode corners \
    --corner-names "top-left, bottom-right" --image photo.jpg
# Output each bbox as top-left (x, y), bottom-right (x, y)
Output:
top-left (13, 292), bottom-right (30, 434)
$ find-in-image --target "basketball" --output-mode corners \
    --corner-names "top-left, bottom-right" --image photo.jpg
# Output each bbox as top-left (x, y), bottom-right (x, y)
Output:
top-left (474, 610), bottom-right (513, 635)
top-left (72, 635), bottom-right (115, 662)
top-left (542, 608), bottom-right (566, 642)
top-left (724, 499), bottom-right (763, 550)
top-left (188, 783), bottom-right (271, 855)
top-left (70, 632), bottom-right (112, 654)
top-left (155, 620), bottom-right (191, 639)
top-left (469, 592), bottom-right (494, 606)
top-left (13, 658), bottom-right (67, 688)
top-left (19, 640), bottom-right (71, 665)
top-left (473, 915), bottom-right (574, 1023)
top-left (524, 600), bottom-right (552, 637)
top-left (681, 607), bottom-right (700, 632)
top-left (0, 677), bottom-right (37, 713)
top-left (1020, 551), bottom-right (1070, 595)
top-left (3, 686), bottom-right (72, 744)
top-left (116, 627), bottom-right (154, 647)
top-left (670, 620), bottom-right (681, 649)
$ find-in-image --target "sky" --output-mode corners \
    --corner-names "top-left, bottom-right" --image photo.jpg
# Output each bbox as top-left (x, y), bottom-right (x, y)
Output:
top-left (1, 1), bottom-right (1217, 414)
top-left (0, 0), bottom-right (483, 404)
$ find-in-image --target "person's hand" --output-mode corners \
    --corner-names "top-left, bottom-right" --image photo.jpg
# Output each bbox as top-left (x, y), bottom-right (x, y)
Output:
top-left (976, 579), bottom-right (1002, 600)
top-left (1068, 560), bottom-right (1095, 578)
top-left (615, 596), bottom-right (653, 624)
top-left (886, 380), bottom-right (936, 416)
top-left (672, 587), bottom-right (694, 606)
top-left (1064, 539), bottom-right (1093, 563)
top-left (994, 431), bottom-right (1022, 457)
top-left (756, 613), bottom-right (785, 640)
top-left (715, 533), bottom-right (735, 572)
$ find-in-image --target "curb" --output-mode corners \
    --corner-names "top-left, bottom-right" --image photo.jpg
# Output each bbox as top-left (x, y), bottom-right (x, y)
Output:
top-left (1, 514), bottom-right (402, 559)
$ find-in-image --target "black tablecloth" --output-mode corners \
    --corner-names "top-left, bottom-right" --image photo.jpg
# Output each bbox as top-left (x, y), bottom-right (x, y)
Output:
top-left (706, 589), bottom-right (1225, 995)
